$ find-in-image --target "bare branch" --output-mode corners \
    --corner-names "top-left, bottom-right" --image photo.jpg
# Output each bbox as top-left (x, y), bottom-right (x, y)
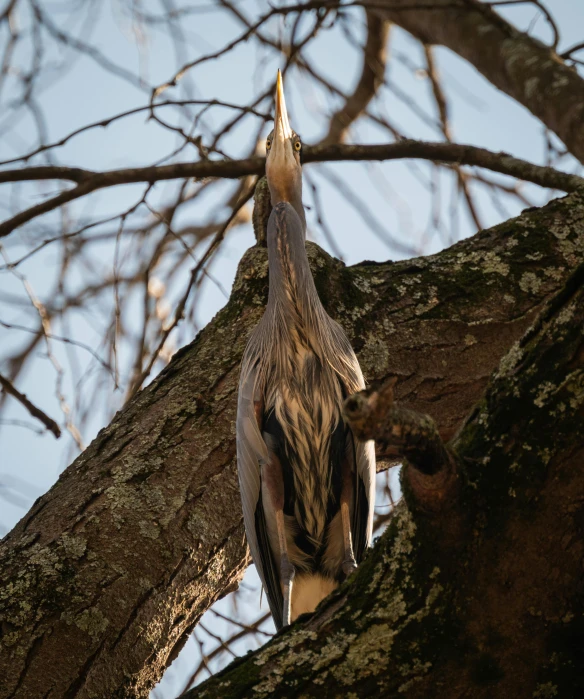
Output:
top-left (0, 319), bottom-right (114, 374)
top-left (378, 0), bottom-right (584, 162)
top-left (344, 377), bottom-right (460, 514)
top-left (0, 372), bottom-right (61, 438)
top-left (424, 44), bottom-right (484, 233)
top-left (320, 12), bottom-right (390, 145)
top-left (1, 141), bottom-right (582, 239)
top-left (126, 181), bottom-right (257, 397)
top-left (0, 100), bottom-right (270, 167)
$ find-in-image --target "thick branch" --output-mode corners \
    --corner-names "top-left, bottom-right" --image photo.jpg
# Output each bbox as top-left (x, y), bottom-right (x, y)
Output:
top-left (183, 239), bottom-right (584, 699)
top-left (345, 377), bottom-right (449, 473)
top-left (1, 191), bottom-right (584, 696)
top-left (377, 0), bottom-right (584, 162)
top-left (345, 377), bottom-right (461, 514)
top-left (1, 140), bottom-right (582, 239)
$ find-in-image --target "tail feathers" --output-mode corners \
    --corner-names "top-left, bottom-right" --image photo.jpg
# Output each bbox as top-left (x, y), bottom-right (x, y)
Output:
top-left (290, 573), bottom-right (338, 621)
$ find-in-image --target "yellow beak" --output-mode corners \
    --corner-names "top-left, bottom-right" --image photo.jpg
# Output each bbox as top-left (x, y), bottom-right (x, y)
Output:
top-left (274, 70), bottom-right (292, 143)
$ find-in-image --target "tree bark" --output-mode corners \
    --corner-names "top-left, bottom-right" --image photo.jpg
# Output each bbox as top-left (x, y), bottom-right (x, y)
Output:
top-left (1, 191), bottom-right (584, 697)
top-left (183, 253), bottom-right (584, 698)
top-left (376, 0), bottom-right (584, 163)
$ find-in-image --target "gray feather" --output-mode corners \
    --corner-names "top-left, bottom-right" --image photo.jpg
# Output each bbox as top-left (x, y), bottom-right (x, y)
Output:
top-left (236, 201), bottom-right (376, 628)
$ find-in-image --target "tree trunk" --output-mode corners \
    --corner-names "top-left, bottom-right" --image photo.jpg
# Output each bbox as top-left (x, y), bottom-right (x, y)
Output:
top-left (1, 191), bottom-right (584, 697)
top-left (183, 237), bottom-right (584, 699)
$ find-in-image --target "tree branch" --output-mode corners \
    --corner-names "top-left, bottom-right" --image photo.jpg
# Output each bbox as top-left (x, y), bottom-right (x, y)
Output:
top-left (1, 189), bottom-right (584, 696)
top-left (376, 0), bottom-right (584, 163)
top-left (1, 140), bottom-right (583, 239)
top-left (423, 43), bottom-right (484, 231)
top-left (320, 12), bottom-right (390, 144)
top-left (345, 376), bottom-right (462, 517)
top-left (0, 372), bottom-right (61, 438)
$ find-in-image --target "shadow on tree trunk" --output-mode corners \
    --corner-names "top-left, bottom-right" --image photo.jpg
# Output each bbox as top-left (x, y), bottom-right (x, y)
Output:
top-left (1, 192), bottom-right (584, 698)
top-left (183, 259), bottom-right (584, 699)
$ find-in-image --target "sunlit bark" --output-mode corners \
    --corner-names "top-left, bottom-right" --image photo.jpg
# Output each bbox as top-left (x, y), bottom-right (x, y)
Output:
top-left (1, 190), bottom-right (583, 697)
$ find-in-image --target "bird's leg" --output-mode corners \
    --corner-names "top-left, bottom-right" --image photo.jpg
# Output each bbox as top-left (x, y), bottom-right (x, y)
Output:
top-left (263, 452), bottom-right (295, 627)
top-left (340, 458), bottom-right (357, 577)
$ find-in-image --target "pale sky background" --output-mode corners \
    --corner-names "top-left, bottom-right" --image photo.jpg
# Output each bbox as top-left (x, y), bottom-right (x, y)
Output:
top-left (0, 1), bottom-right (583, 696)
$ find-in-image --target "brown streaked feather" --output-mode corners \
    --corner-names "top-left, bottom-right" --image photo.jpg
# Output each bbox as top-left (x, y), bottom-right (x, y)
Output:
top-left (236, 202), bottom-right (376, 630)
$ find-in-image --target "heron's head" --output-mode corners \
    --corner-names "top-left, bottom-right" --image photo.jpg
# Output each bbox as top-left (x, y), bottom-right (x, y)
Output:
top-left (265, 70), bottom-right (303, 208)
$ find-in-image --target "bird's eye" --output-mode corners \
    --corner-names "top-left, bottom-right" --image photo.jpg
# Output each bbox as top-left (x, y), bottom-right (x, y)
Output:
top-left (294, 141), bottom-right (302, 151)
top-left (266, 140), bottom-right (271, 150)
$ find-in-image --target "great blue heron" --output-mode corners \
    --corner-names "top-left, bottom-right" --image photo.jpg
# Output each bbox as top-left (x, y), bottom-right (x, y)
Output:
top-left (236, 71), bottom-right (376, 630)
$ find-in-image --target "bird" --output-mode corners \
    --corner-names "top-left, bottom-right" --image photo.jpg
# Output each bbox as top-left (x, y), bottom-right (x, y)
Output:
top-left (236, 70), bottom-right (376, 630)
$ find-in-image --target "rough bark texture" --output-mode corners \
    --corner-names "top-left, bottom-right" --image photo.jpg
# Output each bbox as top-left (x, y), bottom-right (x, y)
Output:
top-left (1, 191), bottom-right (584, 697)
top-left (377, 0), bottom-right (584, 163)
top-left (183, 244), bottom-right (584, 699)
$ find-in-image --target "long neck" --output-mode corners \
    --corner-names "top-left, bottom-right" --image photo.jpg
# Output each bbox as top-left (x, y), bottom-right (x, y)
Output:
top-left (268, 171), bottom-right (306, 234)
top-left (266, 201), bottom-right (317, 317)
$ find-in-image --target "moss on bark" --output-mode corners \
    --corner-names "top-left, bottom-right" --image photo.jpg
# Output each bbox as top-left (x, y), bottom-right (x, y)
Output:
top-left (1, 192), bottom-right (584, 698)
top-left (183, 262), bottom-right (584, 699)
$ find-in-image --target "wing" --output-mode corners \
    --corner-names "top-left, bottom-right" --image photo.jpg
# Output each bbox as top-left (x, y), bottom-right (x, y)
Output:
top-left (349, 431), bottom-right (376, 561)
top-left (329, 322), bottom-right (377, 560)
top-left (236, 351), bottom-right (284, 629)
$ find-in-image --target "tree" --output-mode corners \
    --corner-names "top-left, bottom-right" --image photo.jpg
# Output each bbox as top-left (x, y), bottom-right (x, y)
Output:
top-left (0, 1), bottom-right (583, 697)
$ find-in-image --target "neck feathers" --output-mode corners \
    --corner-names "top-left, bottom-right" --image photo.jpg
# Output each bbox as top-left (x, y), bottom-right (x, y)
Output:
top-left (268, 170), bottom-right (306, 234)
top-left (266, 202), bottom-right (314, 311)
top-left (249, 202), bottom-right (363, 400)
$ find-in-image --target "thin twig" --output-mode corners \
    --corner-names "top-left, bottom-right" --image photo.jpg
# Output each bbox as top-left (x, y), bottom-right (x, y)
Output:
top-left (0, 372), bottom-right (61, 438)
top-left (126, 181), bottom-right (256, 397)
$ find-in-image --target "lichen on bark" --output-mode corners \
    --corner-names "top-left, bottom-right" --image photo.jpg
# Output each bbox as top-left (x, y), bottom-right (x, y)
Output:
top-left (183, 254), bottom-right (584, 699)
top-left (1, 192), bottom-right (584, 698)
